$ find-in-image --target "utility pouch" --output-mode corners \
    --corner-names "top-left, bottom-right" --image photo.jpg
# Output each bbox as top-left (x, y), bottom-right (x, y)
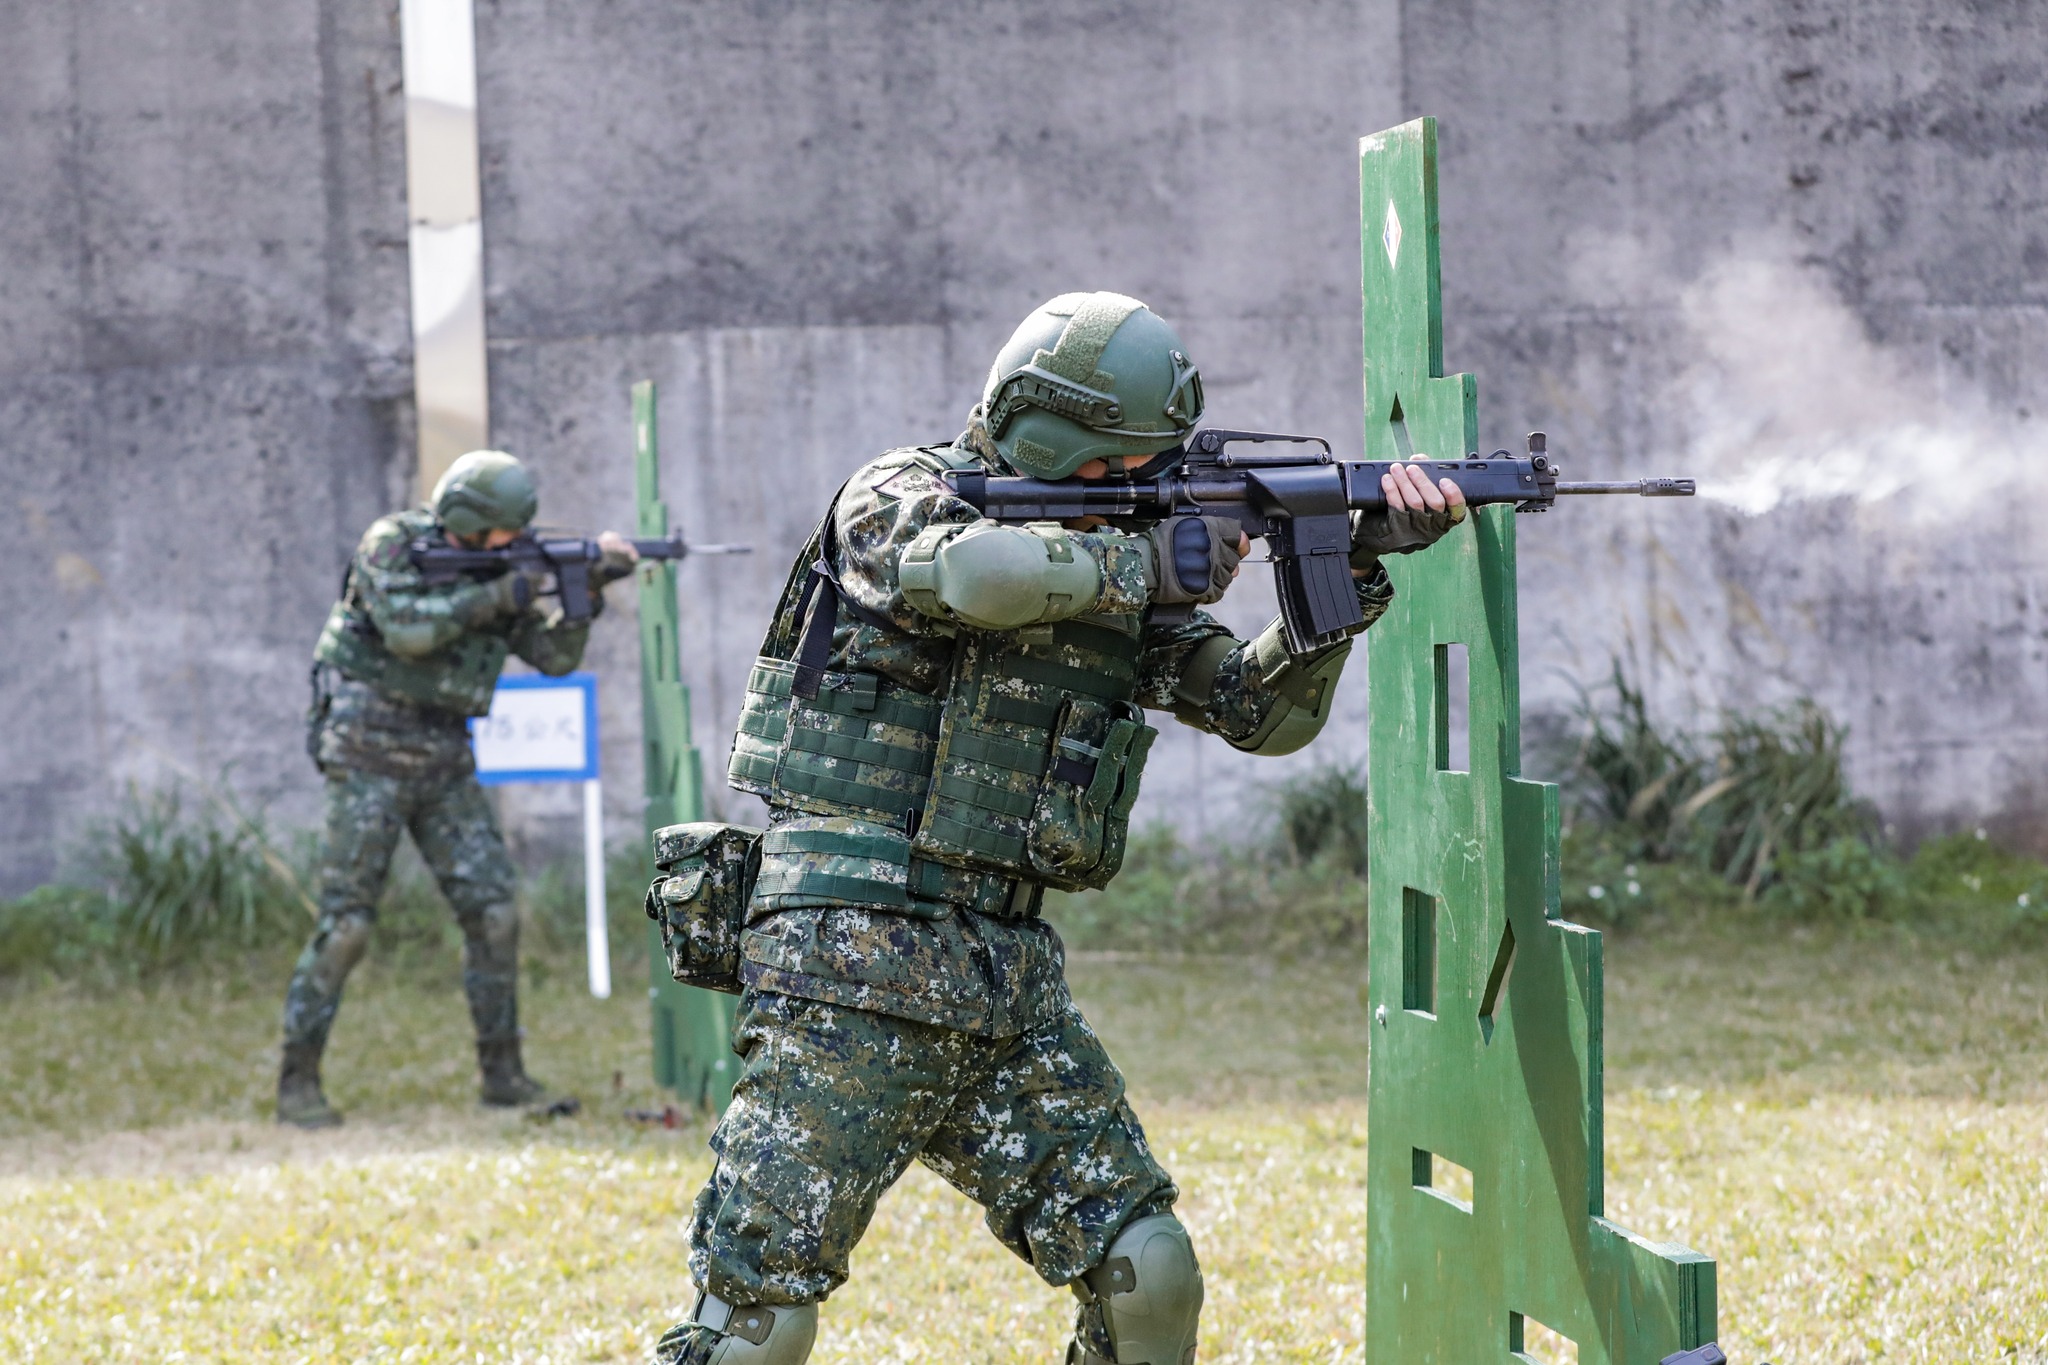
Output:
top-left (1025, 698), bottom-right (1156, 891)
top-left (645, 822), bottom-right (764, 994)
top-left (731, 658), bottom-right (943, 821)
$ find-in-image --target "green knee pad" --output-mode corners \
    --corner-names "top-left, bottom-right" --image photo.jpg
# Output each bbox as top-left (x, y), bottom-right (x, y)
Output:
top-left (697, 1293), bottom-right (818, 1365)
top-left (1072, 1213), bottom-right (1204, 1365)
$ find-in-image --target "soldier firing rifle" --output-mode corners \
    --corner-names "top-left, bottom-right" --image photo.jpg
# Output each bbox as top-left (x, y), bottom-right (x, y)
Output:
top-left (950, 428), bottom-right (1694, 654)
top-left (641, 291), bottom-right (1502, 1365)
top-left (411, 528), bottom-right (750, 625)
top-left (279, 451), bottom-right (732, 1129)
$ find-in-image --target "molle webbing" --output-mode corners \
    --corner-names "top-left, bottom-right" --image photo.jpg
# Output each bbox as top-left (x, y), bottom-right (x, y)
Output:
top-left (729, 658), bottom-right (942, 820)
top-left (754, 822), bottom-right (917, 910)
top-left (753, 818), bottom-right (1043, 920)
top-left (912, 614), bottom-right (1145, 877)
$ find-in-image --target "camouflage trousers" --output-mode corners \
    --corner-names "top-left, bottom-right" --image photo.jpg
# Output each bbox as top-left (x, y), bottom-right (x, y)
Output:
top-left (654, 989), bottom-right (1175, 1363)
top-left (281, 764), bottom-right (521, 1053)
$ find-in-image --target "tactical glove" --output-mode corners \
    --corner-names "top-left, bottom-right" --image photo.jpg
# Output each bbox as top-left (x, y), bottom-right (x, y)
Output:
top-left (486, 568), bottom-right (539, 617)
top-left (591, 545), bottom-right (638, 589)
top-left (1147, 515), bottom-right (1244, 606)
top-left (1349, 497), bottom-right (1466, 573)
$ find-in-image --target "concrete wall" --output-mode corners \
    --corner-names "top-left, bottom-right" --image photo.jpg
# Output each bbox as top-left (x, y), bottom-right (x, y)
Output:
top-left (1, 0), bottom-right (415, 891)
top-left (6, 0), bottom-right (2046, 891)
top-left (1418, 0), bottom-right (2048, 844)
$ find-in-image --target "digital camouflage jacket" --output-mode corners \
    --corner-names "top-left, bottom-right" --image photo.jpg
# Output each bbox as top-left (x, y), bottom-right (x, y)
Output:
top-left (311, 508), bottom-right (592, 773)
top-left (736, 439), bottom-right (1394, 1036)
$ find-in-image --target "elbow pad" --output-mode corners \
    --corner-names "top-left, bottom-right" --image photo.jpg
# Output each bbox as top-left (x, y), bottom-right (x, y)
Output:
top-left (899, 521), bottom-right (1104, 630)
top-left (1229, 619), bottom-right (1353, 756)
top-left (380, 619), bottom-right (445, 658)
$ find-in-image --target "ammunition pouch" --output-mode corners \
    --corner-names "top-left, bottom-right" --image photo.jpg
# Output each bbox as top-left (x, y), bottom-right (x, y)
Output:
top-left (730, 658), bottom-right (942, 823)
top-left (1023, 697), bottom-right (1155, 885)
top-left (646, 822), bottom-right (764, 994)
top-left (911, 617), bottom-right (1155, 892)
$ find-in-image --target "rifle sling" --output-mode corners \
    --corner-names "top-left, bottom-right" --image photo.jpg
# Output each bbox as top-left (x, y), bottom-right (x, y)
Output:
top-left (791, 482), bottom-right (901, 700)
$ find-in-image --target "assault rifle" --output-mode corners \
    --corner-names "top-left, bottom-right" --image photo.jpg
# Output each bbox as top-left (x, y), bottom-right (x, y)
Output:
top-left (944, 429), bottom-right (1694, 654)
top-left (409, 530), bottom-right (751, 624)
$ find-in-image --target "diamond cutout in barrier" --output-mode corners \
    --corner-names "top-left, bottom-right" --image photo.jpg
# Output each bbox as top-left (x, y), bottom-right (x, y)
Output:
top-left (1383, 199), bottom-right (1402, 269)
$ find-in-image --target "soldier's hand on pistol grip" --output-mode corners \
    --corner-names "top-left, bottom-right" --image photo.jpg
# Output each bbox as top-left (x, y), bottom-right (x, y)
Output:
top-left (1349, 461), bottom-right (1467, 573)
top-left (486, 567), bottom-right (541, 617)
top-left (1147, 515), bottom-right (1245, 606)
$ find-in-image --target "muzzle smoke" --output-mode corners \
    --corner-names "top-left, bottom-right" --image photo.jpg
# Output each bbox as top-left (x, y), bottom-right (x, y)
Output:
top-left (1675, 253), bottom-right (2035, 517)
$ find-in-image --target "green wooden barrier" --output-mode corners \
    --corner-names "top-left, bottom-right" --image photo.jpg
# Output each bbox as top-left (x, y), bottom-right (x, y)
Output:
top-left (633, 380), bottom-right (738, 1113)
top-left (1361, 119), bottom-right (1716, 1364)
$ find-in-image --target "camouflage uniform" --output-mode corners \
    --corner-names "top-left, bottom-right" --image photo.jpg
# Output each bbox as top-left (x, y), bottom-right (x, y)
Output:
top-left (282, 507), bottom-right (593, 1098)
top-left (656, 437), bottom-right (1393, 1362)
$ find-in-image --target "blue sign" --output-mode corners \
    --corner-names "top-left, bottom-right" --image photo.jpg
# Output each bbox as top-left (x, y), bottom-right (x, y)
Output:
top-left (470, 671), bottom-right (600, 785)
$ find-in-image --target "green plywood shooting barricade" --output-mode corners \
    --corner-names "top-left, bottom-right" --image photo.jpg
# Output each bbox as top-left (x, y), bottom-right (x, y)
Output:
top-left (633, 380), bottom-right (738, 1113)
top-left (1361, 119), bottom-right (1716, 1364)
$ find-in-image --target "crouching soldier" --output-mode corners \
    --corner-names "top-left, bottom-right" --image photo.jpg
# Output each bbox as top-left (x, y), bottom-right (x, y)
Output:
top-left (651, 292), bottom-right (1465, 1362)
top-left (277, 451), bottom-right (638, 1128)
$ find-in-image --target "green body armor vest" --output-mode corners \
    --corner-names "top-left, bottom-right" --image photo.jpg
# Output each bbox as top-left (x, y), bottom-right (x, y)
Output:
top-left (730, 468), bottom-right (1158, 901)
top-left (313, 511), bottom-right (511, 718)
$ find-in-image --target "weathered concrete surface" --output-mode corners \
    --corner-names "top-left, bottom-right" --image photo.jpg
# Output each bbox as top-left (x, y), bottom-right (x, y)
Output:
top-left (6, 0), bottom-right (2048, 891)
top-left (0, 0), bottom-right (415, 891)
top-left (473, 0), bottom-right (1403, 848)
top-left (1413, 0), bottom-right (2048, 845)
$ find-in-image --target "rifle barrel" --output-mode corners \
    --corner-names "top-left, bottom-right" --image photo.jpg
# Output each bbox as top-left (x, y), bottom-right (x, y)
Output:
top-left (1554, 479), bottom-right (1696, 497)
top-left (628, 536), bottom-right (755, 558)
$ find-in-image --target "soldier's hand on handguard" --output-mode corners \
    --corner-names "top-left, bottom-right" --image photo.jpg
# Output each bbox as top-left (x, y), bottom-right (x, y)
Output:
top-left (592, 530), bottom-right (640, 588)
top-left (1147, 514), bottom-right (1250, 606)
top-left (1350, 460), bottom-right (1468, 575)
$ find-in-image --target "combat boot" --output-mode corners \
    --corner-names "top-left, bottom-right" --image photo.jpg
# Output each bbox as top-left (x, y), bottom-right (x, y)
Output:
top-left (477, 1035), bottom-right (550, 1107)
top-left (276, 1042), bottom-right (343, 1129)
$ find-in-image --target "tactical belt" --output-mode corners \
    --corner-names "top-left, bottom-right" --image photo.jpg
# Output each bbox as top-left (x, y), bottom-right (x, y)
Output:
top-left (753, 816), bottom-right (1044, 921)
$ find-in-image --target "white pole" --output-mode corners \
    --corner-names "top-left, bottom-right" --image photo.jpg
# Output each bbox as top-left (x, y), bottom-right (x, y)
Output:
top-left (583, 777), bottom-right (611, 998)
top-left (398, 0), bottom-right (490, 497)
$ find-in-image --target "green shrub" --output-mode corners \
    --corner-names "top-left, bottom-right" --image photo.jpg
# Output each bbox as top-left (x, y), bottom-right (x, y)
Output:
top-left (1902, 830), bottom-right (2048, 924)
top-left (0, 885), bottom-right (121, 978)
top-left (1568, 663), bottom-right (1702, 856)
top-left (1270, 763), bottom-right (1370, 875)
top-left (1556, 825), bottom-right (1745, 929)
top-left (1761, 834), bottom-right (1909, 920)
top-left (93, 784), bottom-right (314, 959)
top-left (1676, 700), bottom-right (1882, 897)
top-left (1566, 665), bottom-right (1891, 908)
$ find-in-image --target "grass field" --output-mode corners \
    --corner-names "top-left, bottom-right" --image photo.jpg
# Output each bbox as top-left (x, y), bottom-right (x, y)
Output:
top-left (4, 917), bottom-right (2048, 1362)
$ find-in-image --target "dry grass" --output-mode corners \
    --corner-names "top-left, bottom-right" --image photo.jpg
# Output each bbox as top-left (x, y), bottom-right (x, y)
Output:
top-left (3, 920), bottom-right (2047, 1361)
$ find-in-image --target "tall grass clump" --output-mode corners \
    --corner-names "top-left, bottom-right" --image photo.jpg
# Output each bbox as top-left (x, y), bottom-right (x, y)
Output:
top-left (1564, 666), bottom-right (1905, 922)
top-left (97, 784), bottom-right (316, 956)
top-left (1570, 664), bottom-right (1703, 856)
top-left (0, 779), bottom-right (318, 979)
top-left (1272, 762), bottom-right (1370, 875)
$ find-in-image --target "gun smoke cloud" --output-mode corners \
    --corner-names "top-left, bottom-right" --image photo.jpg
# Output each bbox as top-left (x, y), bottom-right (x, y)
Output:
top-left (1672, 251), bottom-right (2040, 518)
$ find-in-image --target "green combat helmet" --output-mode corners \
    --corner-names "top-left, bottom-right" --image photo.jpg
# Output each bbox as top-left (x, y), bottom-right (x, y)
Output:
top-left (432, 450), bottom-right (539, 538)
top-left (980, 291), bottom-right (1204, 478)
